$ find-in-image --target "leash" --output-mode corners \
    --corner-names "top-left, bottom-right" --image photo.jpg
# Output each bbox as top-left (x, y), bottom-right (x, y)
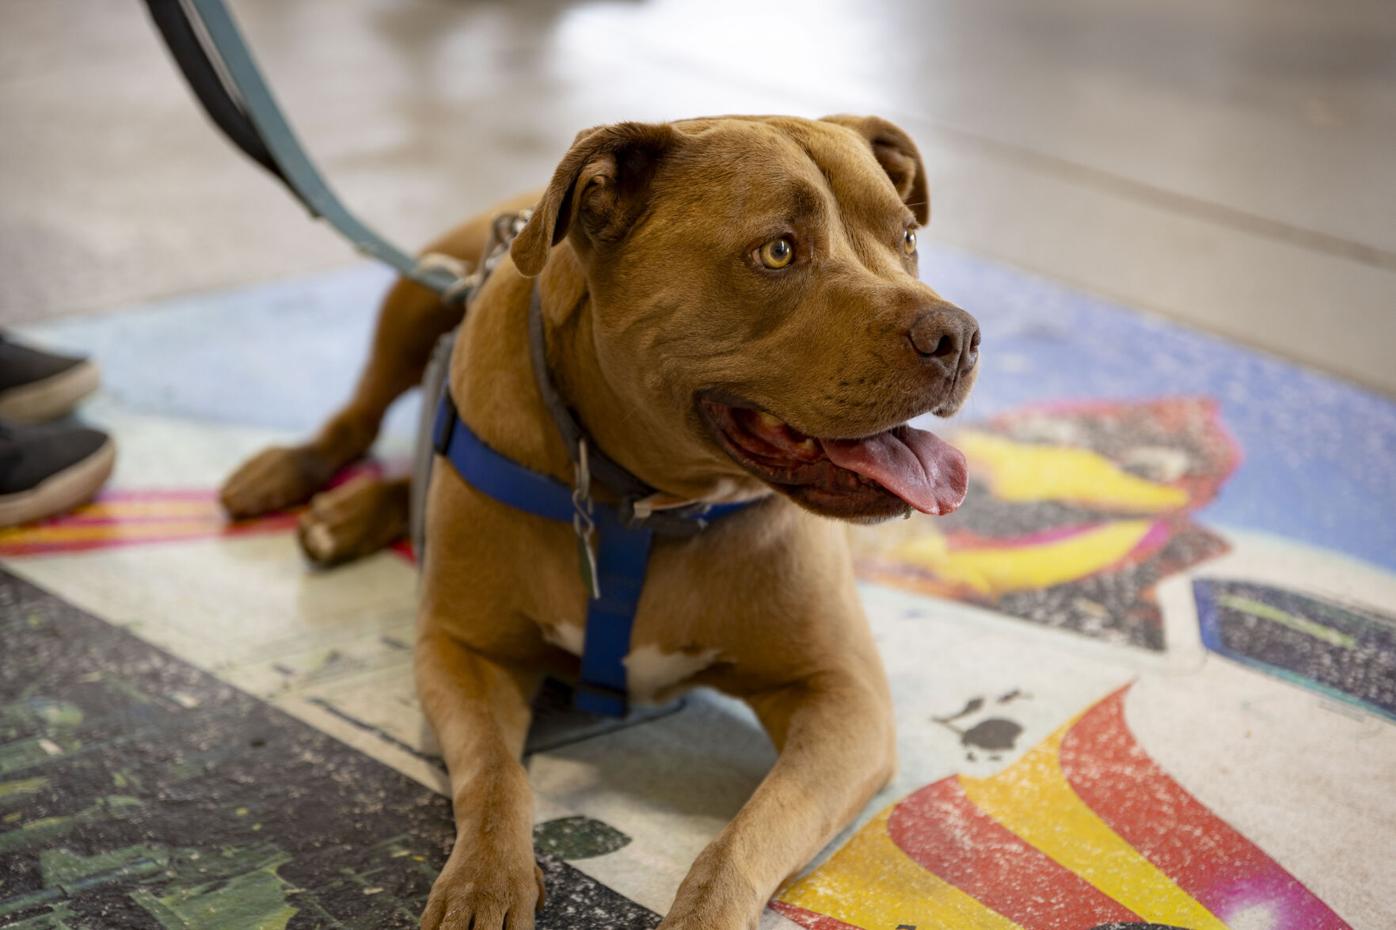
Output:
top-left (147, 0), bottom-right (764, 716)
top-left (143, 0), bottom-right (474, 304)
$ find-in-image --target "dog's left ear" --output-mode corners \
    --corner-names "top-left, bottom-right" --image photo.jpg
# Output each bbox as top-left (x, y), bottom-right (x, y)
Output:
top-left (512, 121), bottom-right (678, 276)
top-left (821, 115), bottom-right (929, 225)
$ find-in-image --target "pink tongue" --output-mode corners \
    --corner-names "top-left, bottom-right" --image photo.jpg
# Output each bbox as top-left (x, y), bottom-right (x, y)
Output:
top-left (820, 426), bottom-right (968, 515)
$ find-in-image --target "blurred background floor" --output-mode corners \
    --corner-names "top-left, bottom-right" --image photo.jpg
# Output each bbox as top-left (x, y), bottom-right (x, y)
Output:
top-left (2, 0), bottom-right (1394, 393)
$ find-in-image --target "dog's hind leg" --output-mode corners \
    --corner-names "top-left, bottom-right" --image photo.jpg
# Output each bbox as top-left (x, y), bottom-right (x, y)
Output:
top-left (220, 197), bottom-right (539, 522)
top-left (297, 474), bottom-right (410, 567)
top-left (220, 273), bottom-right (464, 519)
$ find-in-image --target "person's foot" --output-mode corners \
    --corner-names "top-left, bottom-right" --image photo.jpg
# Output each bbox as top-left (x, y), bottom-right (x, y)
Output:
top-left (0, 334), bottom-right (100, 424)
top-left (0, 421), bottom-right (115, 528)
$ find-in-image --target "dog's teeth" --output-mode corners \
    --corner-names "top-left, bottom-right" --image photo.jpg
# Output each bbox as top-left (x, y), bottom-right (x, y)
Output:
top-left (796, 439), bottom-right (817, 455)
top-left (755, 411), bottom-right (784, 430)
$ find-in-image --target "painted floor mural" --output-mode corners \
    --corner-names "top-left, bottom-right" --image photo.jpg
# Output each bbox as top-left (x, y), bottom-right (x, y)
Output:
top-left (0, 571), bottom-right (657, 930)
top-left (774, 687), bottom-right (1348, 930)
top-left (3, 244), bottom-right (1395, 928)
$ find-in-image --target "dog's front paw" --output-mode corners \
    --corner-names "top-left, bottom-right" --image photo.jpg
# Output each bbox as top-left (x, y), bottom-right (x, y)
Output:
top-left (420, 852), bottom-right (544, 930)
top-left (656, 910), bottom-right (761, 930)
top-left (221, 445), bottom-right (334, 518)
top-left (657, 853), bottom-right (765, 930)
top-left (297, 476), bottom-right (407, 567)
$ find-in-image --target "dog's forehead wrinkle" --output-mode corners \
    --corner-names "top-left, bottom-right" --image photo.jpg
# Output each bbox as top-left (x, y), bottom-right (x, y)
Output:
top-left (666, 125), bottom-right (832, 237)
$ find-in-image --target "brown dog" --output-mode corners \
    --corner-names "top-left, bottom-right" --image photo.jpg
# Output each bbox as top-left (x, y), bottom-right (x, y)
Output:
top-left (221, 114), bottom-right (978, 930)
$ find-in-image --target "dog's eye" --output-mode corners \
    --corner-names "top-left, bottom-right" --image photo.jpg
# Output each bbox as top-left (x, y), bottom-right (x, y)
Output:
top-left (758, 237), bottom-right (795, 269)
top-left (902, 229), bottom-right (918, 256)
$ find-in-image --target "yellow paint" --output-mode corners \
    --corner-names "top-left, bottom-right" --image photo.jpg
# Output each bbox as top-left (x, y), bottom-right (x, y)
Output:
top-left (0, 520), bottom-right (222, 544)
top-left (959, 432), bottom-right (1189, 513)
top-left (959, 719), bottom-right (1227, 929)
top-left (81, 499), bottom-right (221, 518)
top-left (894, 519), bottom-right (1157, 596)
top-left (1217, 594), bottom-right (1357, 649)
top-left (778, 808), bottom-right (1024, 930)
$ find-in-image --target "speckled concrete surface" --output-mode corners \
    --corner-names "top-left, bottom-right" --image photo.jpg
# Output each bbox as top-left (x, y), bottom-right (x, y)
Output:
top-left (2, 245), bottom-right (1394, 927)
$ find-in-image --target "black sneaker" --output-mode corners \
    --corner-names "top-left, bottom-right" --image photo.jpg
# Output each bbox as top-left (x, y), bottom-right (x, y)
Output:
top-left (0, 420), bottom-right (116, 527)
top-left (0, 333), bottom-right (101, 424)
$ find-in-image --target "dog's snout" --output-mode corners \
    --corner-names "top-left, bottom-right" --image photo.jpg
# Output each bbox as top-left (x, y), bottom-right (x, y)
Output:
top-left (907, 304), bottom-right (979, 375)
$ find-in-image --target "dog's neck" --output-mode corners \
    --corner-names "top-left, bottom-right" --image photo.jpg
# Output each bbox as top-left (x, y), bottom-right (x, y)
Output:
top-left (536, 255), bottom-right (766, 507)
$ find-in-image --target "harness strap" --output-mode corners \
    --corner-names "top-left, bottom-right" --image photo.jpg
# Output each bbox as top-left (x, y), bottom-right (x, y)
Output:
top-left (432, 392), bottom-right (753, 717)
top-left (526, 288), bottom-right (750, 537)
top-left (527, 287), bottom-right (654, 504)
top-left (577, 521), bottom-right (653, 716)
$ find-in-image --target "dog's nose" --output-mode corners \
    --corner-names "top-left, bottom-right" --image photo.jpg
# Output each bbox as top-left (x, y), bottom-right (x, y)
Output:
top-left (907, 302), bottom-right (980, 376)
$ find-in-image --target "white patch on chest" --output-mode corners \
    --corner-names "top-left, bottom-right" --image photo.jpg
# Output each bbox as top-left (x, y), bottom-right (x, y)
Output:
top-left (542, 622), bottom-right (585, 656)
top-left (624, 644), bottom-right (721, 697)
top-left (540, 622), bottom-right (719, 698)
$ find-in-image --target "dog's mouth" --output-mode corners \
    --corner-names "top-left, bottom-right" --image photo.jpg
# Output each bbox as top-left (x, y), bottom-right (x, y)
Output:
top-left (699, 396), bottom-right (968, 521)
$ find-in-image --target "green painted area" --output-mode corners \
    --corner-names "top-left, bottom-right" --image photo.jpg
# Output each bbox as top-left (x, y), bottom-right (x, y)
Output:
top-left (1, 846), bottom-right (171, 919)
top-left (0, 739), bottom-right (63, 776)
top-left (131, 849), bottom-right (299, 930)
top-left (0, 795), bottom-right (143, 854)
top-left (1, 904), bottom-right (79, 928)
top-left (533, 815), bottom-right (631, 861)
top-left (30, 700), bottom-right (83, 729)
top-left (0, 776), bottom-right (47, 800)
top-left (40, 844), bottom-right (172, 886)
top-left (1218, 593), bottom-right (1359, 649)
top-left (1, 697), bottom-right (83, 731)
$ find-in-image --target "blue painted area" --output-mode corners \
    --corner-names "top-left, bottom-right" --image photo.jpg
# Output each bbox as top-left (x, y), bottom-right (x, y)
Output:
top-left (23, 244), bottom-right (1396, 573)
top-left (1194, 578), bottom-right (1396, 721)
top-left (22, 264), bottom-right (420, 443)
top-left (920, 247), bottom-right (1396, 574)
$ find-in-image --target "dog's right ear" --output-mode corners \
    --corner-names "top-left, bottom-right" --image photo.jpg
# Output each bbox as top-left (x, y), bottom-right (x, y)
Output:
top-left (511, 122), bottom-right (678, 277)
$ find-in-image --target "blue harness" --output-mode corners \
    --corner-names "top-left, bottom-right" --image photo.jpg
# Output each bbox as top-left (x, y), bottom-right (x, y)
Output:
top-left (431, 288), bottom-right (759, 717)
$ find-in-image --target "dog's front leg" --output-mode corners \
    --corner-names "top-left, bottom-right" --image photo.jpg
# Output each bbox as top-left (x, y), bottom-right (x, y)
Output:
top-left (660, 672), bottom-right (895, 930)
top-left (416, 628), bottom-right (544, 930)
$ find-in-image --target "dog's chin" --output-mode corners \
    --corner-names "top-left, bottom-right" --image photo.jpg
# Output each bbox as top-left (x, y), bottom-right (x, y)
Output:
top-left (783, 482), bottom-right (914, 523)
top-left (697, 393), bottom-right (969, 523)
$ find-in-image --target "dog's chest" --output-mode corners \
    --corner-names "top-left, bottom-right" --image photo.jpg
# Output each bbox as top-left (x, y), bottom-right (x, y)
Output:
top-left (541, 622), bottom-right (719, 698)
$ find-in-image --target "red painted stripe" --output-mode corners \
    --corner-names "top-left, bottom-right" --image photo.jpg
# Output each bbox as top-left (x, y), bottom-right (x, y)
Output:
top-left (887, 777), bottom-right (1137, 930)
top-left (1059, 687), bottom-right (1351, 930)
top-left (768, 901), bottom-right (863, 930)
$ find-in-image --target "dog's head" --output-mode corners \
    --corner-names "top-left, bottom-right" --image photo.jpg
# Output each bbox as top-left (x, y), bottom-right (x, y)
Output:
top-left (512, 115), bottom-right (979, 522)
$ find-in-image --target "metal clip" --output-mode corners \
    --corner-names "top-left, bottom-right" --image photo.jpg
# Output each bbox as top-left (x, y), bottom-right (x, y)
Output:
top-left (572, 440), bottom-right (600, 599)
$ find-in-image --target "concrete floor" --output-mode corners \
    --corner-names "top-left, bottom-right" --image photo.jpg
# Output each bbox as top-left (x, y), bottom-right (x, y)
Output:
top-left (2, 0), bottom-right (1394, 394)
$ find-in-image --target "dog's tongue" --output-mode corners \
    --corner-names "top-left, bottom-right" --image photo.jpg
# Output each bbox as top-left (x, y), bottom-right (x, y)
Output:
top-left (820, 426), bottom-right (968, 515)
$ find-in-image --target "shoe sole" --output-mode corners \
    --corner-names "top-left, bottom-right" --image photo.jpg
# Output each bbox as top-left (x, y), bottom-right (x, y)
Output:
top-left (0, 438), bottom-right (116, 528)
top-left (0, 360), bottom-right (101, 424)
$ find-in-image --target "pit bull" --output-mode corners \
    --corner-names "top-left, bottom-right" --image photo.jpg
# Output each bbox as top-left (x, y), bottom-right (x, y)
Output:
top-left (221, 113), bottom-right (979, 930)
